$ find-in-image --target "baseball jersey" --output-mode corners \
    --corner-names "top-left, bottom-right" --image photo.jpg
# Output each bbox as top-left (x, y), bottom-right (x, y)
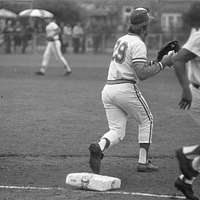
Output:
top-left (183, 28), bottom-right (200, 85)
top-left (107, 33), bottom-right (147, 83)
top-left (46, 21), bottom-right (59, 40)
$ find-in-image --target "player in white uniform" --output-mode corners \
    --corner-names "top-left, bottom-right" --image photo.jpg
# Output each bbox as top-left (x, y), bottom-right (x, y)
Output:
top-left (172, 2), bottom-right (200, 200)
top-left (88, 8), bottom-right (173, 174)
top-left (36, 18), bottom-right (72, 76)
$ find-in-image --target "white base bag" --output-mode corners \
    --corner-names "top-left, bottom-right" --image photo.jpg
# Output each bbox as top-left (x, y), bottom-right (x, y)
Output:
top-left (66, 172), bottom-right (121, 191)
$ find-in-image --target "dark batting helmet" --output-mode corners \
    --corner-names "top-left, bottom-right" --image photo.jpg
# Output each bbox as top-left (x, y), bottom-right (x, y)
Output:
top-left (129, 8), bottom-right (150, 30)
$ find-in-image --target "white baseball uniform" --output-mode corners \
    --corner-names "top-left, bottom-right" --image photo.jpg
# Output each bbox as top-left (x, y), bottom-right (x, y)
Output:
top-left (101, 33), bottom-right (153, 146)
top-left (41, 21), bottom-right (71, 73)
top-left (183, 28), bottom-right (200, 125)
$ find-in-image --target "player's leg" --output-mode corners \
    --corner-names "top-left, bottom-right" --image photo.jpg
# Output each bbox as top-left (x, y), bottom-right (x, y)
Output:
top-left (89, 107), bottom-right (127, 174)
top-left (176, 145), bottom-right (200, 178)
top-left (175, 145), bottom-right (200, 200)
top-left (89, 85), bottom-right (127, 174)
top-left (125, 84), bottom-right (157, 172)
top-left (174, 82), bottom-right (200, 199)
top-left (100, 107), bottom-right (127, 149)
top-left (36, 42), bottom-right (52, 75)
top-left (54, 40), bottom-right (72, 74)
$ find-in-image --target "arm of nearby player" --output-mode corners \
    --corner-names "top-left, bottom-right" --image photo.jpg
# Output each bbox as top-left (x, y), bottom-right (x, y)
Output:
top-left (172, 48), bottom-right (196, 90)
top-left (172, 48), bottom-right (196, 109)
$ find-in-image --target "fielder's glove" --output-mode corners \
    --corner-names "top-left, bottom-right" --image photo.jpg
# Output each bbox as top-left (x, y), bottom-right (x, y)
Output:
top-left (157, 40), bottom-right (180, 62)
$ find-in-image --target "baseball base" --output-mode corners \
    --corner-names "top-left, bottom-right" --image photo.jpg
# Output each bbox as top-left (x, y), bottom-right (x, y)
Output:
top-left (66, 172), bottom-right (121, 191)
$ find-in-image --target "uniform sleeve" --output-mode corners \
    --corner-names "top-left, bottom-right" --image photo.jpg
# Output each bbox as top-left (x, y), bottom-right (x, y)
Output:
top-left (130, 40), bottom-right (147, 63)
top-left (183, 31), bottom-right (200, 57)
top-left (52, 23), bottom-right (59, 30)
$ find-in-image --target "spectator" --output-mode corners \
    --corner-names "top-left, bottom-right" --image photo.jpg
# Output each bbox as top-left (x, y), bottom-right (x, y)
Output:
top-left (13, 20), bottom-right (22, 53)
top-left (62, 23), bottom-right (72, 53)
top-left (91, 23), bottom-right (103, 53)
top-left (72, 22), bottom-right (83, 53)
top-left (21, 23), bottom-right (33, 54)
top-left (3, 20), bottom-right (14, 54)
top-left (80, 23), bottom-right (86, 53)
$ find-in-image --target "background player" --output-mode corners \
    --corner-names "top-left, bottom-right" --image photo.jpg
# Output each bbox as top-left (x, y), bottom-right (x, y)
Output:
top-left (172, 2), bottom-right (200, 199)
top-left (36, 18), bottom-right (72, 76)
top-left (88, 8), bottom-right (173, 174)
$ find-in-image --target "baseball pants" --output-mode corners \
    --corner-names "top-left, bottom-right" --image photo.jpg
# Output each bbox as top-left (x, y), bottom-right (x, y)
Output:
top-left (189, 84), bottom-right (200, 125)
top-left (101, 83), bottom-right (153, 146)
top-left (41, 40), bottom-right (69, 71)
top-left (188, 85), bottom-right (200, 172)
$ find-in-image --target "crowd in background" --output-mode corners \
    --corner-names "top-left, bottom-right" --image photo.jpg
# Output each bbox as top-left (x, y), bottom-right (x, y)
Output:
top-left (0, 18), bottom-right (109, 54)
top-left (0, 19), bottom-right (33, 54)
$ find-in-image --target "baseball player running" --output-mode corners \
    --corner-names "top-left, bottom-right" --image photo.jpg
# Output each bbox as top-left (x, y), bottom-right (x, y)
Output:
top-left (172, 2), bottom-right (200, 199)
top-left (175, 146), bottom-right (199, 200)
top-left (88, 8), bottom-right (173, 174)
top-left (35, 18), bottom-right (72, 76)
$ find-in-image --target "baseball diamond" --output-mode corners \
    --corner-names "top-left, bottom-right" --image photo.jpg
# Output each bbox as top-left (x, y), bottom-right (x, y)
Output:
top-left (0, 2), bottom-right (200, 200)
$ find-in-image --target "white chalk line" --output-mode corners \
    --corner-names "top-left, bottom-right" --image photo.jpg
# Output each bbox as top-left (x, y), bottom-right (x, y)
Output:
top-left (0, 185), bottom-right (185, 199)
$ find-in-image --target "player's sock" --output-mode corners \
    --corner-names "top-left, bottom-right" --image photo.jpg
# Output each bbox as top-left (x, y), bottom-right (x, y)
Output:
top-left (64, 65), bottom-right (71, 72)
top-left (40, 67), bottom-right (45, 74)
top-left (179, 174), bottom-right (195, 184)
top-left (138, 143), bottom-right (149, 164)
top-left (98, 138), bottom-right (110, 152)
top-left (192, 156), bottom-right (200, 173)
top-left (183, 145), bottom-right (200, 155)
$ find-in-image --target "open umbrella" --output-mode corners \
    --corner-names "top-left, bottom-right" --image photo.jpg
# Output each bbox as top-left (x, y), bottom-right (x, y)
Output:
top-left (0, 9), bottom-right (17, 18)
top-left (19, 9), bottom-right (54, 18)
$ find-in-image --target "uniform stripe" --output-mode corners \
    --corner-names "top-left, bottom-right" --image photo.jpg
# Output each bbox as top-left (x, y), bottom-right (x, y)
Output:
top-left (132, 60), bottom-right (146, 64)
top-left (107, 79), bottom-right (136, 84)
top-left (132, 58), bottom-right (147, 63)
top-left (133, 85), bottom-right (153, 143)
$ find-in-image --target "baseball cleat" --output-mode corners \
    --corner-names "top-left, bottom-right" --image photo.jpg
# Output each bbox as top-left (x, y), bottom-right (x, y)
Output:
top-left (174, 177), bottom-right (199, 200)
top-left (35, 71), bottom-right (45, 76)
top-left (89, 143), bottom-right (104, 174)
top-left (176, 148), bottom-right (199, 179)
top-left (64, 71), bottom-right (72, 76)
top-left (137, 160), bottom-right (159, 172)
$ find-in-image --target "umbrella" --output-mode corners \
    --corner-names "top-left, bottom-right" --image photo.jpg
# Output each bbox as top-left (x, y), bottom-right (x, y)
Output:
top-left (19, 9), bottom-right (54, 18)
top-left (0, 9), bottom-right (17, 18)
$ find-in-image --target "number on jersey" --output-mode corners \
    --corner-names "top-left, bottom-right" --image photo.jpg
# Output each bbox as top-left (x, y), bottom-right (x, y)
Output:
top-left (112, 40), bottom-right (128, 64)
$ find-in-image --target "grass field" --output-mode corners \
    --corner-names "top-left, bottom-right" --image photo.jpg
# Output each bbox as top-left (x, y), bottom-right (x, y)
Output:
top-left (0, 53), bottom-right (199, 200)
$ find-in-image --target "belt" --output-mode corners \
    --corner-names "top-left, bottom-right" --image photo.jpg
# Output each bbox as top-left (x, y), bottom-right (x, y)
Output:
top-left (192, 82), bottom-right (200, 89)
top-left (107, 79), bottom-right (136, 85)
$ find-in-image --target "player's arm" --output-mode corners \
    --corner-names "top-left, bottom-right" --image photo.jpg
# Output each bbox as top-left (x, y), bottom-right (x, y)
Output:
top-left (172, 48), bottom-right (196, 89)
top-left (172, 48), bottom-right (196, 109)
top-left (51, 27), bottom-right (61, 37)
top-left (132, 54), bottom-right (173, 81)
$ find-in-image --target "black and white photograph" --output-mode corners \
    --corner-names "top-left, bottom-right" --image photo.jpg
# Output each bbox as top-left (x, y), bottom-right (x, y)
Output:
top-left (0, 0), bottom-right (199, 199)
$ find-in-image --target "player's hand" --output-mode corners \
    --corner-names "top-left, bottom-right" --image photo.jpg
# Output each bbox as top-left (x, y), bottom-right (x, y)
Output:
top-left (179, 88), bottom-right (192, 110)
top-left (160, 54), bottom-right (174, 68)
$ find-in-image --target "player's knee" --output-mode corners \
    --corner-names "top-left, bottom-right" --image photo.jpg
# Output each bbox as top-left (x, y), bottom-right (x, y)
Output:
top-left (113, 125), bottom-right (126, 139)
top-left (192, 156), bottom-right (200, 173)
top-left (109, 127), bottom-right (125, 141)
